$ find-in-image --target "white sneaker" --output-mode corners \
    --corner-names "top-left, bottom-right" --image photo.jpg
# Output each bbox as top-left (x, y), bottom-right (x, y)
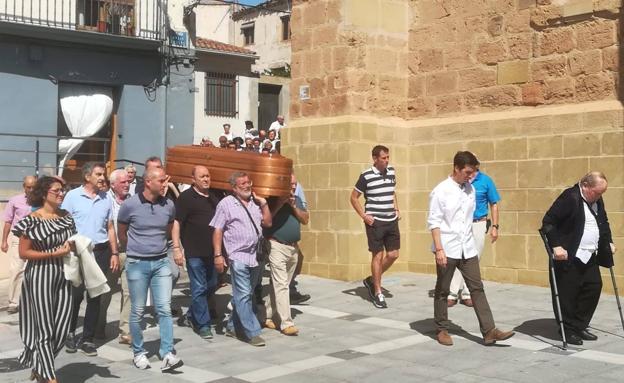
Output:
top-left (133, 352), bottom-right (151, 370)
top-left (161, 352), bottom-right (183, 372)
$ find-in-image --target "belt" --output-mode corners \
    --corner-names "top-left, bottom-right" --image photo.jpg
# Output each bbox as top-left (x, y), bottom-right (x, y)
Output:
top-left (269, 237), bottom-right (296, 247)
top-left (93, 242), bottom-right (110, 251)
top-left (127, 253), bottom-right (168, 261)
top-left (473, 217), bottom-right (487, 223)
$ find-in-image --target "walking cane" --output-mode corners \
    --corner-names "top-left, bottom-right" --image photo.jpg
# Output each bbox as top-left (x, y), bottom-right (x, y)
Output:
top-left (609, 267), bottom-right (624, 331)
top-left (539, 228), bottom-right (567, 350)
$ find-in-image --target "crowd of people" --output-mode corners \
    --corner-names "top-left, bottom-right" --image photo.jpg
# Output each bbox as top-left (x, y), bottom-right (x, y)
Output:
top-left (198, 116), bottom-right (285, 154)
top-left (0, 141), bottom-right (617, 382)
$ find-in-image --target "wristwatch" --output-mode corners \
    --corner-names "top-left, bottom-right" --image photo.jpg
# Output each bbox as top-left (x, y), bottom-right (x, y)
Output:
top-left (492, 224), bottom-right (499, 229)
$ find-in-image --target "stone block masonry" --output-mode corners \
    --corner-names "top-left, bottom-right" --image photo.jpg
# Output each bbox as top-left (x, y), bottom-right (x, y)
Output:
top-left (287, 0), bottom-right (624, 292)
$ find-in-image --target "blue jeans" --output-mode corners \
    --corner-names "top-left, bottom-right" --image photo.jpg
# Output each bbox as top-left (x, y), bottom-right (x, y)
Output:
top-left (186, 257), bottom-right (218, 329)
top-left (126, 256), bottom-right (174, 358)
top-left (227, 259), bottom-right (262, 339)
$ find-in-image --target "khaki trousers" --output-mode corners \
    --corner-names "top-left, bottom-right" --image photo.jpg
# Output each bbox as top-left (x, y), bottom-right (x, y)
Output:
top-left (118, 252), bottom-right (131, 335)
top-left (449, 220), bottom-right (487, 300)
top-left (6, 232), bottom-right (25, 308)
top-left (434, 256), bottom-right (495, 335)
top-left (266, 240), bottom-right (298, 330)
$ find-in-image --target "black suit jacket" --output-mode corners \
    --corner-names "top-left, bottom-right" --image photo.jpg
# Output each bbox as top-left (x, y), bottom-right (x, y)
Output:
top-left (542, 185), bottom-right (614, 267)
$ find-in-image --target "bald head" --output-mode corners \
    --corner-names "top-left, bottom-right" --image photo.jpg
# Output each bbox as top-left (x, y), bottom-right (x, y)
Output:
top-left (144, 167), bottom-right (167, 198)
top-left (23, 175), bottom-right (36, 196)
top-left (192, 165), bottom-right (211, 192)
top-left (145, 167), bottom-right (164, 181)
top-left (580, 171), bottom-right (608, 203)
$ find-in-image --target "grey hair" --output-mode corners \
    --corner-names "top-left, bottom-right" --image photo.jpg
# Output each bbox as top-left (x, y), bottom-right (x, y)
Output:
top-left (124, 164), bottom-right (136, 172)
top-left (580, 171), bottom-right (607, 187)
top-left (82, 162), bottom-right (106, 183)
top-left (228, 171), bottom-right (248, 187)
top-left (109, 169), bottom-right (127, 184)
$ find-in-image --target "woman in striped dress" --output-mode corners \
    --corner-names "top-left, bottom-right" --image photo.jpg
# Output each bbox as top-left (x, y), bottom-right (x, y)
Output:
top-left (12, 176), bottom-right (76, 383)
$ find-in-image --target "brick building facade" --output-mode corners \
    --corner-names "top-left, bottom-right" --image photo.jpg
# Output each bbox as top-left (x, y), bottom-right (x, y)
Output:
top-left (282, 0), bottom-right (624, 292)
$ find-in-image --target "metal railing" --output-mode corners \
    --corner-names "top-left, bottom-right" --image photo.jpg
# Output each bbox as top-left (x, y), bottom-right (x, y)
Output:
top-left (0, 132), bottom-right (111, 201)
top-left (0, 0), bottom-right (167, 40)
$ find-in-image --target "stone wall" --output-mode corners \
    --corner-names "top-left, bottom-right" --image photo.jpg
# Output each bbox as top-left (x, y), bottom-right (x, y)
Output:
top-left (407, 0), bottom-right (621, 117)
top-left (286, 0), bottom-right (624, 292)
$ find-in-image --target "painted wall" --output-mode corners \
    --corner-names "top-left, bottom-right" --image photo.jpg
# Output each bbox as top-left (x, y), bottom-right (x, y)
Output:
top-left (166, 65), bottom-right (196, 149)
top-left (0, 72), bottom-right (59, 198)
top-left (193, 72), bottom-right (255, 143)
top-left (233, 6), bottom-right (291, 73)
top-left (194, 3), bottom-right (234, 44)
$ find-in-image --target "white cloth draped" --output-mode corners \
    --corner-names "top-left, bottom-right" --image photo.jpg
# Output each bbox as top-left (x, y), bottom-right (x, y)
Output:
top-left (58, 84), bottom-right (113, 175)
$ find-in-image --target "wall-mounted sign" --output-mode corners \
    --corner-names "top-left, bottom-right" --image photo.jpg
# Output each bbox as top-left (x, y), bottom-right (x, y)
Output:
top-left (170, 31), bottom-right (189, 48)
top-left (299, 85), bottom-right (310, 100)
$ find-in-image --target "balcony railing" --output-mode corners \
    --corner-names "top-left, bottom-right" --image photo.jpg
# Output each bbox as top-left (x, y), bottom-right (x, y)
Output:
top-left (0, 0), bottom-right (167, 41)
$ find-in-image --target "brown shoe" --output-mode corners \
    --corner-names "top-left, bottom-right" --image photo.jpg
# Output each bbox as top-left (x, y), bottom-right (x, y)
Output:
top-left (484, 328), bottom-right (515, 345)
top-left (118, 334), bottom-right (132, 345)
top-left (437, 330), bottom-right (453, 346)
top-left (447, 299), bottom-right (457, 307)
top-left (461, 298), bottom-right (473, 307)
top-left (281, 326), bottom-right (299, 336)
top-left (264, 319), bottom-right (277, 330)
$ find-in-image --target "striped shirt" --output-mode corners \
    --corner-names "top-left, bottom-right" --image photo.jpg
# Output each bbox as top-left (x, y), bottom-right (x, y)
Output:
top-left (210, 195), bottom-right (262, 267)
top-left (354, 165), bottom-right (397, 222)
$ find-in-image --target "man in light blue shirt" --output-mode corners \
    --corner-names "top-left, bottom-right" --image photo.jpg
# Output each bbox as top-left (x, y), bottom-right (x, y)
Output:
top-left (448, 160), bottom-right (500, 307)
top-left (62, 162), bottom-right (119, 356)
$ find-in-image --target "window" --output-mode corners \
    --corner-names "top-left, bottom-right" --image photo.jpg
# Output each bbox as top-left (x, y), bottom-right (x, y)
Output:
top-left (205, 72), bottom-right (237, 117)
top-left (242, 24), bottom-right (254, 45)
top-left (281, 16), bottom-right (291, 41)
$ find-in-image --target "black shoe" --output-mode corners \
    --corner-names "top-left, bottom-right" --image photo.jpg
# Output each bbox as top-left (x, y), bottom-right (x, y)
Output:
top-left (290, 291), bottom-right (311, 305)
top-left (177, 313), bottom-right (192, 327)
top-left (363, 276), bottom-right (375, 301)
top-left (580, 329), bottom-right (598, 341)
top-left (80, 341), bottom-right (98, 357)
top-left (372, 293), bottom-right (388, 309)
top-left (65, 332), bottom-right (77, 353)
top-left (565, 332), bottom-right (583, 346)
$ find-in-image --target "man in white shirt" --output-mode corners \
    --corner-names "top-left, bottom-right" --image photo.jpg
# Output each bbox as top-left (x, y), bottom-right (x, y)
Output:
top-left (428, 151), bottom-right (514, 346)
top-left (103, 169), bottom-right (132, 344)
top-left (269, 115), bottom-right (285, 138)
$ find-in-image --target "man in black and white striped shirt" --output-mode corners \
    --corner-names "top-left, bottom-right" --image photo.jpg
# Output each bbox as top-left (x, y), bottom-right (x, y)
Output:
top-left (350, 145), bottom-right (400, 309)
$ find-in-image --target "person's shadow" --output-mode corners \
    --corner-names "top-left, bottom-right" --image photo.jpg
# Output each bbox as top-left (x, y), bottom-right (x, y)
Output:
top-left (0, 357), bottom-right (26, 374)
top-left (56, 362), bottom-right (120, 381)
top-left (514, 318), bottom-right (560, 341)
top-left (409, 318), bottom-right (510, 347)
top-left (342, 285), bottom-right (394, 302)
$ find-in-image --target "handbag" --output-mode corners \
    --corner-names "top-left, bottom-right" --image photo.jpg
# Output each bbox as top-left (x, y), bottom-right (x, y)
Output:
top-left (239, 198), bottom-right (271, 263)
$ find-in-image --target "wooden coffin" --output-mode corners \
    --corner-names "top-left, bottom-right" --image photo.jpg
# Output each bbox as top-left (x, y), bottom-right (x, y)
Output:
top-left (165, 145), bottom-right (293, 197)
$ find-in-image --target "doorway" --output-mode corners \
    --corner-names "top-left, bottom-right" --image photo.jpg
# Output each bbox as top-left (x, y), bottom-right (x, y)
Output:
top-left (258, 83), bottom-right (281, 133)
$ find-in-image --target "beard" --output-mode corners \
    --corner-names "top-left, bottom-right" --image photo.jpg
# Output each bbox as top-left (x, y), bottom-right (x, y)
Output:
top-left (238, 189), bottom-right (252, 201)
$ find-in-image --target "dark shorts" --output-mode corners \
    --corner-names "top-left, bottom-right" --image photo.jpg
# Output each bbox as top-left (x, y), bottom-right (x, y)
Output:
top-left (365, 219), bottom-right (400, 253)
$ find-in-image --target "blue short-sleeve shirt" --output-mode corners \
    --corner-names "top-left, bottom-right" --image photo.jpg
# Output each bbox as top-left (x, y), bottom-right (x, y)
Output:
top-left (61, 186), bottom-right (112, 244)
top-left (117, 193), bottom-right (175, 257)
top-left (471, 171), bottom-right (500, 220)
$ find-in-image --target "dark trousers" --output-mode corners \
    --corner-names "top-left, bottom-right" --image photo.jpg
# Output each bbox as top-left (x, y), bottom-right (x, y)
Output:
top-left (69, 245), bottom-right (111, 342)
top-left (434, 256), bottom-right (495, 335)
top-left (551, 256), bottom-right (602, 334)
